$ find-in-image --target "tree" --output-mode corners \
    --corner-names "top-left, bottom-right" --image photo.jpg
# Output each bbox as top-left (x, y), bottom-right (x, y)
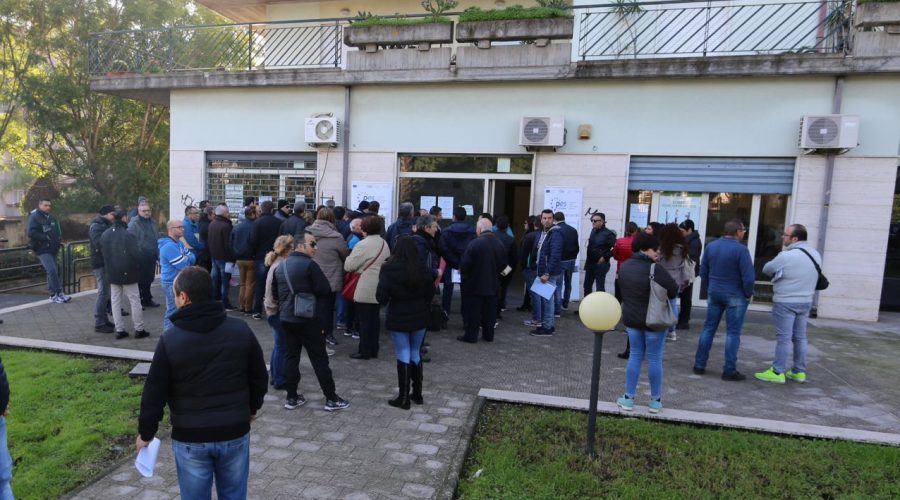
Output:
top-left (3, 0), bottom-right (224, 216)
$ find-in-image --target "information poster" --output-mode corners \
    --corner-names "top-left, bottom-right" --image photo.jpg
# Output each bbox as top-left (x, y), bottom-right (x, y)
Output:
top-left (658, 192), bottom-right (701, 226)
top-left (629, 203), bottom-right (650, 228)
top-left (438, 196), bottom-right (455, 216)
top-left (543, 187), bottom-right (584, 302)
top-left (420, 196), bottom-right (437, 213)
top-left (351, 181), bottom-right (393, 223)
top-left (224, 184), bottom-right (244, 216)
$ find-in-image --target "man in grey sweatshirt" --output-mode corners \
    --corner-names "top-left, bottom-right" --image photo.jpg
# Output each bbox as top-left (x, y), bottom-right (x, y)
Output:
top-left (755, 224), bottom-right (821, 385)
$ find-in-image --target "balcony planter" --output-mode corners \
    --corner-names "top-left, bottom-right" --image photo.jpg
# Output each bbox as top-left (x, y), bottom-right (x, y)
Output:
top-left (854, 2), bottom-right (900, 30)
top-left (456, 17), bottom-right (574, 48)
top-left (343, 22), bottom-right (454, 52)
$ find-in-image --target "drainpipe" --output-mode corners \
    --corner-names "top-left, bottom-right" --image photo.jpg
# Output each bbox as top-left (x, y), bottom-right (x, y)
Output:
top-left (342, 86), bottom-right (351, 205)
top-left (811, 75), bottom-right (845, 317)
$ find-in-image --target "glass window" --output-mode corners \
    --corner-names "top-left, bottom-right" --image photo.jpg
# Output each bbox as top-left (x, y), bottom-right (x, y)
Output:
top-left (398, 177), bottom-right (484, 227)
top-left (399, 155), bottom-right (532, 175)
top-left (700, 192), bottom-right (753, 301)
top-left (753, 194), bottom-right (789, 303)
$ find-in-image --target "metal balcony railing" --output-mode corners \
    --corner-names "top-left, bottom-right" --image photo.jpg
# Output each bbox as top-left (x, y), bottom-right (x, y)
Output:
top-left (577, 0), bottom-right (852, 60)
top-left (89, 20), bottom-right (344, 75)
top-left (87, 1), bottom-right (854, 76)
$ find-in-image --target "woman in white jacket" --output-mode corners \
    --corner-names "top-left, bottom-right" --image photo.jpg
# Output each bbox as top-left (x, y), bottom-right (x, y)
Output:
top-left (344, 215), bottom-right (390, 360)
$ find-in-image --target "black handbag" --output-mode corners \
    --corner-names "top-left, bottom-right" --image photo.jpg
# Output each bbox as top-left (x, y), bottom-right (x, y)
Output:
top-left (797, 248), bottom-right (829, 291)
top-left (282, 261), bottom-right (316, 318)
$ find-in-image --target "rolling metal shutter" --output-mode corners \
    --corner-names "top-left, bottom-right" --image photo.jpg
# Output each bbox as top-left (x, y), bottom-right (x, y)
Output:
top-left (628, 157), bottom-right (795, 194)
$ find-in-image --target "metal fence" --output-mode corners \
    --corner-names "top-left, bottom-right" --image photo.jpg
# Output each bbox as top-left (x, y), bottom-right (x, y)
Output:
top-left (0, 241), bottom-right (93, 296)
top-left (577, 0), bottom-right (852, 60)
top-left (89, 20), bottom-right (344, 75)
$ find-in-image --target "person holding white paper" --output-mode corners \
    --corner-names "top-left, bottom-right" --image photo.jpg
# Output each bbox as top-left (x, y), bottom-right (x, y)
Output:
top-left (529, 210), bottom-right (564, 337)
top-left (437, 207), bottom-right (476, 325)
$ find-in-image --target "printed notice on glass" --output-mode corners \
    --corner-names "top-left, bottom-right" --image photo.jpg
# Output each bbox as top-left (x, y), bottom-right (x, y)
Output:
top-left (629, 203), bottom-right (649, 228)
top-left (420, 196), bottom-right (437, 213)
top-left (658, 192), bottom-right (701, 226)
top-left (224, 184), bottom-right (244, 216)
top-left (438, 196), bottom-right (454, 216)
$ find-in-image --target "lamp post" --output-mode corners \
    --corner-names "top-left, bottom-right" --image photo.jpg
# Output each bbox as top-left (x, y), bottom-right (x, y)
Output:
top-left (577, 291), bottom-right (622, 458)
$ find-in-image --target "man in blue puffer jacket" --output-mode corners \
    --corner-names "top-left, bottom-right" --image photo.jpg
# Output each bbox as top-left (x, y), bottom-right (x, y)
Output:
top-left (530, 209), bottom-right (564, 337)
top-left (437, 207), bottom-right (475, 323)
top-left (158, 220), bottom-right (197, 331)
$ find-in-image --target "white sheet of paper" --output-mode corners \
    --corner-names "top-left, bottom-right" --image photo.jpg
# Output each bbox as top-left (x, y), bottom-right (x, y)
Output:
top-left (463, 205), bottom-right (474, 216)
top-left (530, 278), bottom-right (556, 300)
top-left (437, 196), bottom-right (454, 215)
top-left (451, 269), bottom-right (462, 284)
top-left (135, 437), bottom-right (161, 478)
top-left (224, 262), bottom-right (236, 274)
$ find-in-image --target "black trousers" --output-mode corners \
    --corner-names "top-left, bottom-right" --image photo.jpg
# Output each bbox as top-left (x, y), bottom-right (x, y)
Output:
top-left (497, 274), bottom-right (512, 316)
top-left (462, 294), bottom-right (497, 342)
top-left (138, 251), bottom-right (157, 303)
top-left (321, 292), bottom-right (337, 336)
top-left (282, 320), bottom-right (336, 400)
top-left (678, 282), bottom-right (694, 326)
top-left (355, 302), bottom-right (381, 357)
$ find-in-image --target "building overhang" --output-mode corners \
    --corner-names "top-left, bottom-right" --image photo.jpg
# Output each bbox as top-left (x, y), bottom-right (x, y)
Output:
top-left (196, 0), bottom-right (315, 23)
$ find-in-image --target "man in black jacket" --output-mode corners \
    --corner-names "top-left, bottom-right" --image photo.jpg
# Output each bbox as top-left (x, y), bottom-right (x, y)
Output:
top-left (207, 203), bottom-right (235, 310)
top-left (677, 219), bottom-right (703, 330)
top-left (100, 209), bottom-right (149, 339)
top-left (137, 266), bottom-right (267, 499)
top-left (279, 201), bottom-right (308, 238)
top-left (250, 201), bottom-right (283, 319)
top-left (493, 215), bottom-right (518, 319)
top-left (553, 212), bottom-right (580, 310)
top-left (458, 219), bottom-right (508, 343)
top-left (584, 212), bottom-right (617, 296)
top-left (273, 232), bottom-right (350, 412)
top-left (89, 205), bottom-right (116, 333)
top-left (438, 206), bottom-right (476, 323)
top-left (27, 199), bottom-right (68, 303)
top-left (196, 201), bottom-right (213, 271)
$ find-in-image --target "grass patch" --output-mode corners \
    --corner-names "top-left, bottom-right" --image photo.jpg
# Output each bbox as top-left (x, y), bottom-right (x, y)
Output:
top-left (457, 403), bottom-right (900, 499)
top-left (3, 350), bottom-right (144, 499)
top-left (458, 6), bottom-right (572, 23)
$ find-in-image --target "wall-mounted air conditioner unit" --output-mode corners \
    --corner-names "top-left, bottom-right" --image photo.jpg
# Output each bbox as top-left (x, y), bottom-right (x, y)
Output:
top-left (519, 116), bottom-right (565, 150)
top-left (799, 115), bottom-right (860, 150)
top-left (305, 114), bottom-right (340, 146)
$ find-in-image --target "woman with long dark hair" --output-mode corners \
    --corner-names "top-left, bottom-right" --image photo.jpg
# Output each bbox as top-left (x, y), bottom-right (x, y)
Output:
top-left (658, 222), bottom-right (693, 341)
top-left (376, 236), bottom-right (435, 409)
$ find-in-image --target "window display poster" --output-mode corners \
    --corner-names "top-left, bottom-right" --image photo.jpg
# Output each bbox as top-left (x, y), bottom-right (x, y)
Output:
top-left (629, 203), bottom-right (649, 228)
top-left (438, 196), bottom-right (454, 216)
top-left (658, 192), bottom-right (701, 226)
top-left (420, 196), bottom-right (437, 213)
top-left (224, 184), bottom-right (244, 216)
top-left (543, 187), bottom-right (583, 224)
top-left (351, 181), bottom-right (393, 223)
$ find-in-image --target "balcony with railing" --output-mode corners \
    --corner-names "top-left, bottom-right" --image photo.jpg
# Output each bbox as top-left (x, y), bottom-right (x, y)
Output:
top-left (88, 0), bottom-right (896, 101)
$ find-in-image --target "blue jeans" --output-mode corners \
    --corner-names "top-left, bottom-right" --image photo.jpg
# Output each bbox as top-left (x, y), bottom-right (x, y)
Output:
top-left (172, 433), bottom-right (250, 500)
top-left (524, 269), bottom-right (541, 322)
top-left (162, 281), bottom-right (176, 332)
top-left (772, 302), bottom-right (811, 374)
top-left (694, 291), bottom-right (749, 374)
top-left (561, 260), bottom-right (575, 306)
top-left (93, 268), bottom-right (110, 327)
top-left (391, 329), bottom-right (426, 364)
top-left (0, 417), bottom-right (13, 500)
top-left (267, 315), bottom-right (286, 386)
top-left (37, 253), bottom-right (61, 296)
top-left (211, 259), bottom-right (232, 307)
top-left (540, 274), bottom-right (561, 331)
top-left (253, 259), bottom-right (267, 314)
top-left (336, 294), bottom-right (347, 324)
top-left (583, 261), bottom-right (611, 295)
top-left (625, 328), bottom-right (667, 401)
top-left (553, 272), bottom-right (565, 311)
top-left (667, 298), bottom-right (680, 334)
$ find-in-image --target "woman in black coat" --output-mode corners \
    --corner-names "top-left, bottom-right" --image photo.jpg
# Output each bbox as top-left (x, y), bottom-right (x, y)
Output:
top-left (616, 233), bottom-right (678, 414)
top-left (376, 236), bottom-right (435, 409)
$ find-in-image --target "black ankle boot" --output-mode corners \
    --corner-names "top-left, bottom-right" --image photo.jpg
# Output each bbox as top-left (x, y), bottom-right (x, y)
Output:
top-left (410, 362), bottom-right (424, 405)
top-left (388, 361), bottom-right (411, 410)
top-left (617, 338), bottom-right (630, 359)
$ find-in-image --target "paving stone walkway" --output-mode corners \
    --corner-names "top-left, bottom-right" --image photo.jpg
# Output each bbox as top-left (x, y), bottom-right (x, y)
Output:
top-left (1, 282), bottom-right (899, 499)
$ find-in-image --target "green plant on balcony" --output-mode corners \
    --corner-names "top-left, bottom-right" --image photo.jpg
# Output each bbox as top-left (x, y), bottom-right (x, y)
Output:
top-left (456, 1), bottom-right (574, 48)
top-left (458, 2), bottom-right (573, 23)
top-left (613, 0), bottom-right (643, 58)
top-left (348, 1), bottom-right (457, 27)
top-left (344, 2), bottom-right (456, 52)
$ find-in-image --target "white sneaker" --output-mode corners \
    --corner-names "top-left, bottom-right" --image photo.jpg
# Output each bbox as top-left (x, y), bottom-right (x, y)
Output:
top-left (326, 347), bottom-right (335, 356)
top-left (50, 294), bottom-right (66, 304)
top-left (58, 293), bottom-right (71, 303)
top-left (667, 331), bottom-right (677, 341)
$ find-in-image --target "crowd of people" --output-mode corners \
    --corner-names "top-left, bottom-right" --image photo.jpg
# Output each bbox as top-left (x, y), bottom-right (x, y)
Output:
top-left (23, 195), bottom-right (824, 498)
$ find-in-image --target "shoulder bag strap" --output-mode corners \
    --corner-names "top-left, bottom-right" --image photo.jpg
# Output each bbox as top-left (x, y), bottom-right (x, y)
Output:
top-left (363, 241), bottom-right (386, 273)
top-left (649, 262), bottom-right (656, 280)
top-left (796, 248), bottom-right (822, 274)
top-left (282, 260), bottom-right (296, 295)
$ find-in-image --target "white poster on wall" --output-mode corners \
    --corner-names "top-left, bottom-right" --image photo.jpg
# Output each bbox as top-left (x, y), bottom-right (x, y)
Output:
top-left (437, 196), bottom-right (455, 216)
top-left (543, 187), bottom-right (584, 302)
top-left (658, 192), bottom-right (702, 226)
top-left (351, 181), bottom-right (393, 223)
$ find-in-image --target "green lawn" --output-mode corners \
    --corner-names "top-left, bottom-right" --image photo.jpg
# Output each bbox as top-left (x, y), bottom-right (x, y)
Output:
top-left (2, 350), bottom-right (144, 499)
top-left (457, 403), bottom-right (900, 499)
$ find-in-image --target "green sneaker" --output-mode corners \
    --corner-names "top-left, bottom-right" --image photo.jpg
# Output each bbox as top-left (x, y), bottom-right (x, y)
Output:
top-left (754, 367), bottom-right (785, 384)
top-left (785, 370), bottom-right (807, 383)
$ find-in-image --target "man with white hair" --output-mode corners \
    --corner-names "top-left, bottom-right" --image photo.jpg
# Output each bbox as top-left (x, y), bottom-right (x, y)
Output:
top-left (128, 201), bottom-right (161, 307)
top-left (457, 218), bottom-right (507, 343)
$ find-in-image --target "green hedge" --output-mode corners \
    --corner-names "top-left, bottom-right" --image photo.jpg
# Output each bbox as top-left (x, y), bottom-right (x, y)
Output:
top-left (458, 6), bottom-right (572, 23)
top-left (349, 16), bottom-right (451, 27)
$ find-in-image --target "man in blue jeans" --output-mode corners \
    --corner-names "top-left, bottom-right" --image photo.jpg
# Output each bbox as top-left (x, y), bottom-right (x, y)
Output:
top-left (693, 219), bottom-right (755, 381)
top-left (530, 209), bottom-right (564, 337)
top-left (137, 266), bottom-right (268, 499)
top-left (755, 224), bottom-right (820, 384)
top-left (27, 199), bottom-right (70, 304)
